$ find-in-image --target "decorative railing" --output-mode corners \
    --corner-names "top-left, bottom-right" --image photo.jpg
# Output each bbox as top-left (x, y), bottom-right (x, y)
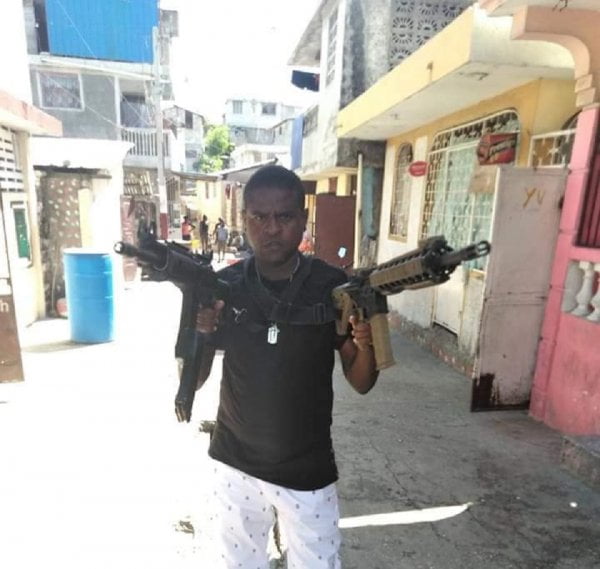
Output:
top-left (121, 127), bottom-right (170, 158)
top-left (529, 129), bottom-right (576, 168)
top-left (562, 259), bottom-right (600, 323)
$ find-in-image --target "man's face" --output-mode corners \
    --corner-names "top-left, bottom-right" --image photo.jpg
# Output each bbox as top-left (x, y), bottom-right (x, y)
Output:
top-left (243, 186), bottom-right (306, 267)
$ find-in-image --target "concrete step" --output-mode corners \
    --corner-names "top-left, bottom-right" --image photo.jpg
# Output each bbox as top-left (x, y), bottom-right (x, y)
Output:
top-left (561, 435), bottom-right (600, 490)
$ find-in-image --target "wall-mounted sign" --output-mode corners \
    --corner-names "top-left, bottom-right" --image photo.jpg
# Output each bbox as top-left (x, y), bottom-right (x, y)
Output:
top-left (408, 161), bottom-right (428, 177)
top-left (477, 133), bottom-right (518, 165)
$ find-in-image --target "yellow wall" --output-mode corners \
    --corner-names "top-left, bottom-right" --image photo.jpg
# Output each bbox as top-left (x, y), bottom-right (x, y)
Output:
top-left (195, 180), bottom-right (223, 226)
top-left (316, 178), bottom-right (330, 194)
top-left (387, 79), bottom-right (576, 165)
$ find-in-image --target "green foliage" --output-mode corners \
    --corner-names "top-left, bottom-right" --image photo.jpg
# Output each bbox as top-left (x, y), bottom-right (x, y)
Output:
top-left (195, 125), bottom-right (235, 173)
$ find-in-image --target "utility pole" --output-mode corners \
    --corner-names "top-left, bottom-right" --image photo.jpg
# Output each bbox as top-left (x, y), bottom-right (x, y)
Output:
top-left (153, 26), bottom-right (168, 239)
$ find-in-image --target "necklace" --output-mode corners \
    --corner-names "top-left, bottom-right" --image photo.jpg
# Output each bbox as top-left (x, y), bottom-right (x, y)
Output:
top-left (255, 255), bottom-right (301, 345)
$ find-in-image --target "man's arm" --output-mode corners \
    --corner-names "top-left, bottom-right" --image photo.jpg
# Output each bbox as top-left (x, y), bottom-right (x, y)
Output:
top-left (338, 316), bottom-right (379, 394)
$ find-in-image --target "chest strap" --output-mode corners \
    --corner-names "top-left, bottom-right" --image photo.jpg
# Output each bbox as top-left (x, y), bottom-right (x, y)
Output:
top-left (241, 256), bottom-right (337, 326)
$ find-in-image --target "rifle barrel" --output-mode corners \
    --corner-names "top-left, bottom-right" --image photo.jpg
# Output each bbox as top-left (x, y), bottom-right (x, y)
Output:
top-left (438, 240), bottom-right (491, 268)
top-left (114, 241), bottom-right (166, 269)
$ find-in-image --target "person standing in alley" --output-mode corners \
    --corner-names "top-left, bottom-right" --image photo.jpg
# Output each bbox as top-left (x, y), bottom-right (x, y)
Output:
top-left (196, 165), bottom-right (379, 568)
top-left (199, 215), bottom-right (210, 254)
top-left (181, 215), bottom-right (195, 242)
top-left (214, 218), bottom-right (229, 262)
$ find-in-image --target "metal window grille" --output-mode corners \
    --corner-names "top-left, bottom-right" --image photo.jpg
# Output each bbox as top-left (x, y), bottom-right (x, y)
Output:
top-left (422, 110), bottom-right (520, 270)
top-left (0, 127), bottom-right (24, 192)
top-left (326, 7), bottom-right (338, 85)
top-left (389, 144), bottom-right (413, 240)
top-left (529, 129), bottom-right (576, 168)
top-left (39, 71), bottom-right (82, 110)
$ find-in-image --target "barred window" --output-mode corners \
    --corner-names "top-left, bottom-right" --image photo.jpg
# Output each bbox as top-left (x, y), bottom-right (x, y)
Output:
top-left (421, 110), bottom-right (520, 270)
top-left (389, 144), bottom-right (413, 240)
top-left (39, 71), bottom-right (82, 110)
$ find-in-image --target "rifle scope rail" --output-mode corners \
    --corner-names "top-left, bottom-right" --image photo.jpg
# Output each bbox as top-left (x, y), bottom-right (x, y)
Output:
top-left (368, 237), bottom-right (491, 295)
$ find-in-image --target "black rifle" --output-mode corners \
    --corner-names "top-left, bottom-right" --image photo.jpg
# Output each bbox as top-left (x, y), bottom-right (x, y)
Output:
top-left (333, 236), bottom-right (491, 370)
top-left (114, 234), bottom-right (229, 422)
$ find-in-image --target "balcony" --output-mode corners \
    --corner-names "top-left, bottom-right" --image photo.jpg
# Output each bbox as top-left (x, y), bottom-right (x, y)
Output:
top-left (121, 127), bottom-right (170, 169)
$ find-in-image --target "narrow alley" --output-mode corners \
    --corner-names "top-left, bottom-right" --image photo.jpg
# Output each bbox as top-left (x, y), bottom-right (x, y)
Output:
top-left (1, 279), bottom-right (598, 569)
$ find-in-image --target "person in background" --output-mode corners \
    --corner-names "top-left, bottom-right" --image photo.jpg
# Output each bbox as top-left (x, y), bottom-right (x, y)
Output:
top-left (181, 215), bottom-right (195, 242)
top-left (199, 215), bottom-right (210, 254)
top-left (214, 218), bottom-right (229, 262)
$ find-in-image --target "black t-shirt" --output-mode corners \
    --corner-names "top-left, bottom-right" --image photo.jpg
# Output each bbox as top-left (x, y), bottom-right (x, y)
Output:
top-left (208, 255), bottom-right (348, 490)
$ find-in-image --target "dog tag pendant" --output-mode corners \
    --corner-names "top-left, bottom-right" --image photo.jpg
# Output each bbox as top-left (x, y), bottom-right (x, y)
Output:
top-left (267, 323), bottom-right (279, 345)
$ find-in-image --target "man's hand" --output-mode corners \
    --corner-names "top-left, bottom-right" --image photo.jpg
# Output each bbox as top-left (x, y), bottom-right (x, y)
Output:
top-left (349, 315), bottom-right (373, 351)
top-left (196, 300), bottom-right (225, 333)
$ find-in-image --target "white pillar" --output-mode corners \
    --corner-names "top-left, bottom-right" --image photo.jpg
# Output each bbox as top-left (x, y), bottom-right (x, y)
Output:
top-left (571, 261), bottom-right (594, 317)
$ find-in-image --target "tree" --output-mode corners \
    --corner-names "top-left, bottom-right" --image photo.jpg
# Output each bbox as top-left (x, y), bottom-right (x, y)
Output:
top-left (195, 125), bottom-right (235, 172)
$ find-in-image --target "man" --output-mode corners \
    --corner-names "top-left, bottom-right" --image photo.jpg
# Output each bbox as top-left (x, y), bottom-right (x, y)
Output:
top-left (181, 215), bottom-right (195, 242)
top-left (199, 215), bottom-right (210, 254)
top-left (197, 165), bottom-right (378, 568)
top-left (214, 218), bottom-right (229, 262)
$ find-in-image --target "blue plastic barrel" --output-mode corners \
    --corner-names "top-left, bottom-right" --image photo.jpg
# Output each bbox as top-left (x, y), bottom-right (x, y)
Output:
top-left (63, 250), bottom-right (115, 343)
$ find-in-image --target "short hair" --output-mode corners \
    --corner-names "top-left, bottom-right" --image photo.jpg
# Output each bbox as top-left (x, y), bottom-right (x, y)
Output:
top-left (243, 165), bottom-right (305, 210)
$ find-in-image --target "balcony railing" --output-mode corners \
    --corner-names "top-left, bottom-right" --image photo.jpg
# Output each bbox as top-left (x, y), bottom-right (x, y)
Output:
top-left (562, 259), bottom-right (600, 323)
top-left (121, 127), bottom-right (170, 158)
top-left (529, 129), bottom-right (576, 168)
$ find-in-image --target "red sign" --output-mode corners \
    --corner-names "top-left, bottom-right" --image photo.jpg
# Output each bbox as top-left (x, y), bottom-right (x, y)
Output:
top-left (408, 161), bottom-right (428, 177)
top-left (477, 133), bottom-right (518, 165)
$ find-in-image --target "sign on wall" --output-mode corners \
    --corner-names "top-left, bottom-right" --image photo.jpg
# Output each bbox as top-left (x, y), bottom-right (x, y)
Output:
top-left (476, 133), bottom-right (518, 166)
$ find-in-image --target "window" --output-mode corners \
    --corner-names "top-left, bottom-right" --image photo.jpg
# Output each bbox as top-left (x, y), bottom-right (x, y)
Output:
top-left (261, 103), bottom-right (276, 116)
top-left (421, 110), bottom-right (520, 270)
top-left (389, 144), bottom-right (413, 240)
top-left (205, 182), bottom-right (210, 199)
top-left (38, 71), bottom-right (82, 110)
top-left (232, 100), bottom-right (243, 114)
top-left (12, 205), bottom-right (31, 262)
top-left (326, 8), bottom-right (338, 85)
top-left (120, 94), bottom-right (153, 128)
top-left (185, 110), bottom-right (194, 129)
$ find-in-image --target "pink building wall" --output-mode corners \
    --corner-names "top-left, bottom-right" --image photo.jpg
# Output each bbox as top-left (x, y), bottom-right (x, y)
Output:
top-left (531, 107), bottom-right (600, 434)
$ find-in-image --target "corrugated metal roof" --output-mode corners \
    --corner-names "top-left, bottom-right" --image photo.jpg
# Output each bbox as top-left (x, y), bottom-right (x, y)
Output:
top-left (46, 0), bottom-right (158, 64)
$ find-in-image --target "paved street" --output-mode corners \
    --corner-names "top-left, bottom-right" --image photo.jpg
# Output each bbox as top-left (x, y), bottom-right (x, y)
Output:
top-left (1, 278), bottom-right (599, 569)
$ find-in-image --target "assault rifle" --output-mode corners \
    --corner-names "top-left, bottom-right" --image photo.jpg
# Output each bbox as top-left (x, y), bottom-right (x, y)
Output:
top-left (333, 236), bottom-right (491, 371)
top-left (114, 234), bottom-right (229, 422)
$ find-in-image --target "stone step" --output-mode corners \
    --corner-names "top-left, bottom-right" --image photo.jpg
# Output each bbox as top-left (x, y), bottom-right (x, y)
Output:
top-left (561, 436), bottom-right (600, 490)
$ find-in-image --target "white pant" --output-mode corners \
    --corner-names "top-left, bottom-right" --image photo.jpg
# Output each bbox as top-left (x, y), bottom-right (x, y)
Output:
top-left (206, 459), bottom-right (342, 569)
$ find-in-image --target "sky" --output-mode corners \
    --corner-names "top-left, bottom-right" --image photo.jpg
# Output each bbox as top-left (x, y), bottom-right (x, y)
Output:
top-left (160, 0), bottom-right (323, 122)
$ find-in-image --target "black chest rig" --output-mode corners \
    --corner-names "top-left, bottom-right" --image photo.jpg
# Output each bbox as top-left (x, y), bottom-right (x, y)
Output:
top-left (225, 256), bottom-right (338, 332)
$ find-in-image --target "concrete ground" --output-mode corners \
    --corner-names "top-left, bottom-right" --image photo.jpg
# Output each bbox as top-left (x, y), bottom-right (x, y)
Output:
top-left (0, 278), bottom-right (599, 569)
